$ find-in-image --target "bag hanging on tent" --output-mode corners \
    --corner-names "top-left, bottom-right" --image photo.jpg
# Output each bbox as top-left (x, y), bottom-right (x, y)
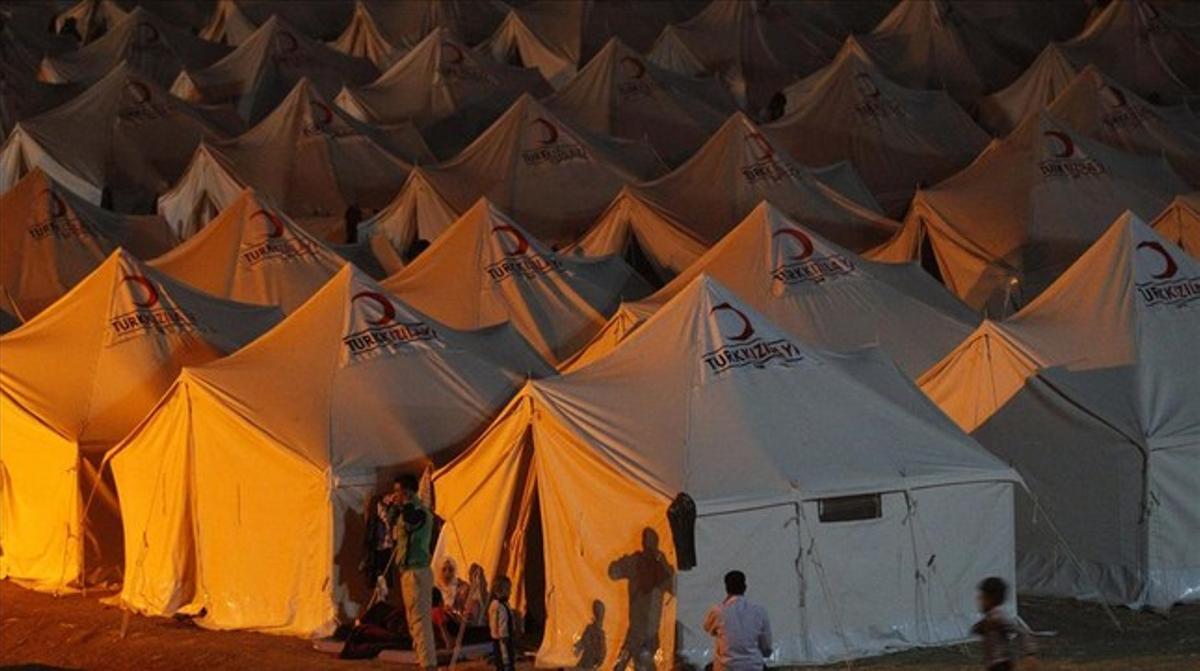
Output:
top-left (667, 492), bottom-right (697, 570)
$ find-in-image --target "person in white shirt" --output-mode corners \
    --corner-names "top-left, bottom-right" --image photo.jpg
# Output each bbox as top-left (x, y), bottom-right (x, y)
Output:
top-left (703, 571), bottom-right (772, 671)
top-left (487, 576), bottom-right (516, 671)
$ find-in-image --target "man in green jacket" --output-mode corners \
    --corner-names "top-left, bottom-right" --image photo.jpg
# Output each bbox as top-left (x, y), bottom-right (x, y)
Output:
top-left (392, 474), bottom-right (436, 671)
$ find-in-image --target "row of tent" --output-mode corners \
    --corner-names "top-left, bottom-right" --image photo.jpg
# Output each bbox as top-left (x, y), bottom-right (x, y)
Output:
top-left (3, 62), bottom-right (1196, 319)
top-left (8, 0), bottom-right (1198, 115)
top-left (2, 163), bottom-right (1197, 662)
top-left (4, 162), bottom-right (1195, 365)
top-left (3, 3), bottom-right (1198, 307)
top-left (1, 0), bottom-right (1199, 668)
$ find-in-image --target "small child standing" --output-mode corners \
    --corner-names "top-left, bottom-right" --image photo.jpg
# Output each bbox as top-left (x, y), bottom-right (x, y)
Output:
top-left (971, 577), bottom-right (1037, 671)
top-left (488, 576), bottom-right (516, 671)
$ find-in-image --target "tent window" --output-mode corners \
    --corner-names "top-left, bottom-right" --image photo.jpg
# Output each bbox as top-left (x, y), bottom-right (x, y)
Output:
top-left (817, 494), bottom-right (881, 523)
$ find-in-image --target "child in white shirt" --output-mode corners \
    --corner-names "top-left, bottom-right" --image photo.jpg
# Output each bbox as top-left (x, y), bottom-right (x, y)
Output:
top-left (487, 576), bottom-right (516, 671)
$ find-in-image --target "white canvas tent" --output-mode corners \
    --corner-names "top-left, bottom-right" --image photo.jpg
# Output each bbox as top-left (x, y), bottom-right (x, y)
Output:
top-left (769, 37), bottom-right (991, 216)
top-left (52, 0), bottom-right (128, 44)
top-left (196, 0), bottom-right (257, 47)
top-left (0, 168), bottom-right (177, 320)
top-left (948, 0), bottom-right (1090, 56)
top-left (854, 0), bottom-right (1026, 106)
top-left (565, 187), bottom-right (708, 286)
top-left (919, 213), bottom-right (1200, 608)
top-left (328, 1), bottom-right (406, 71)
top-left (352, 169), bottom-right (463, 264)
top-left (0, 249), bottom-right (281, 592)
top-left (381, 199), bottom-right (650, 365)
top-left (0, 60), bottom-right (81, 142)
top-left (483, 0), bottom-right (698, 89)
top-left (1062, 0), bottom-right (1199, 104)
top-left (384, 94), bottom-right (666, 245)
top-left (130, 0), bottom-right (215, 33)
top-left (172, 15), bottom-right (378, 124)
top-left (108, 264), bottom-right (550, 633)
top-left (433, 273), bottom-right (1019, 667)
top-left (328, 233), bottom-right (401, 280)
top-left (564, 202), bottom-right (978, 378)
top-left (155, 142), bottom-right (247, 240)
top-left (634, 112), bottom-right (896, 250)
top-left (788, 0), bottom-right (896, 39)
top-left (38, 7), bottom-right (229, 86)
top-left (0, 61), bottom-right (234, 213)
top-left (543, 38), bottom-right (736, 166)
top-left (1048, 66), bottom-right (1200, 187)
top-left (646, 0), bottom-right (839, 112)
top-left (50, 1), bottom-right (217, 41)
top-left (2, 3), bottom-right (81, 71)
top-left (363, 0), bottom-right (510, 48)
top-left (198, 0), bottom-right (355, 45)
top-left (166, 78), bottom-right (421, 242)
top-left (977, 43), bottom-right (1081, 137)
top-left (1151, 192), bottom-right (1199, 257)
top-left (872, 112), bottom-right (1190, 313)
top-left (4, 9), bottom-right (59, 69)
top-left (150, 189), bottom-right (346, 313)
top-left (334, 27), bottom-right (551, 159)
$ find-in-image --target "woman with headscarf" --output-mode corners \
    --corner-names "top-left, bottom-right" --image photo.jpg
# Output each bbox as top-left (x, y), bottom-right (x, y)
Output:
top-left (433, 557), bottom-right (487, 646)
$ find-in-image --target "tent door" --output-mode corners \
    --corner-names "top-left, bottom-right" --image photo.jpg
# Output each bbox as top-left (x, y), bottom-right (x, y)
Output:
top-left (522, 489), bottom-right (547, 648)
top-left (624, 234), bottom-right (666, 288)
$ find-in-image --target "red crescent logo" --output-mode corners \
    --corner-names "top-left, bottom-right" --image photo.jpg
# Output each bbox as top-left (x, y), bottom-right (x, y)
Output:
top-left (1137, 241), bottom-right (1178, 280)
top-left (275, 31), bottom-right (298, 54)
top-left (619, 56), bottom-right (646, 79)
top-left (745, 132), bottom-right (774, 161)
top-left (352, 291), bottom-right (397, 326)
top-left (531, 118), bottom-right (558, 146)
top-left (124, 275), bottom-right (160, 308)
top-left (1100, 85), bottom-right (1127, 108)
top-left (309, 101), bottom-right (334, 127)
top-left (41, 188), bottom-right (68, 219)
top-left (1043, 131), bottom-right (1075, 159)
top-left (126, 81), bottom-right (152, 104)
top-left (251, 209), bottom-right (286, 238)
top-left (440, 42), bottom-right (465, 64)
top-left (853, 73), bottom-right (880, 98)
top-left (773, 228), bottom-right (815, 261)
top-left (711, 302), bottom-right (755, 342)
top-left (136, 21), bottom-right (160, 46)
top-left (492, 225), bottom-right (530, 256)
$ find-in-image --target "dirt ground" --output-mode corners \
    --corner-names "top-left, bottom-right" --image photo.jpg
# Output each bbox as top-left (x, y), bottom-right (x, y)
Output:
top-left (2, 582), bottom-right (1198, 670)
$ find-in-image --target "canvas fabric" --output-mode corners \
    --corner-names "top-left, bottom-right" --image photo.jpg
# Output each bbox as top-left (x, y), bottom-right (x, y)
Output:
top-left (434, 274), bottom-right (1018, 667)
top-left (109, 265), bottom-right (550, 633)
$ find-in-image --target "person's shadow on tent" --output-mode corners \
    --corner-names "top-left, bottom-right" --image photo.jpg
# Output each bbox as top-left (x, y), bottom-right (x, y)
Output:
top-left (573, 599), bottom-right (606, 670)
top-left (608, 528), bottom-right (674, 671)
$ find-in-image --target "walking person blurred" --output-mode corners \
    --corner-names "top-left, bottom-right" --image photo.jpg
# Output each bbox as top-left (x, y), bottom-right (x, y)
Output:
top-left (972, 577), bottom-right (1037, 671)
